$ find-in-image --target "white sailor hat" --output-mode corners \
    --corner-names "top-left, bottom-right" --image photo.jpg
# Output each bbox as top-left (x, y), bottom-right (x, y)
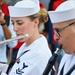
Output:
top-left (48, 1), bottom-right (75, 23)
top-left (8, 0), bottom-right (40, 17)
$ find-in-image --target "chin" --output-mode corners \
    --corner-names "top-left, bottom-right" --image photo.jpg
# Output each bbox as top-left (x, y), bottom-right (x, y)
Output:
top-left (65, 50), bottom-right (74, 54)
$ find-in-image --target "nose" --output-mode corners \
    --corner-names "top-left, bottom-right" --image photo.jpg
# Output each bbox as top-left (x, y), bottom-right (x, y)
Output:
top-left (13, 24), bottom-right (19, 32)
top-left (54, 30), bottom-right (60, 41)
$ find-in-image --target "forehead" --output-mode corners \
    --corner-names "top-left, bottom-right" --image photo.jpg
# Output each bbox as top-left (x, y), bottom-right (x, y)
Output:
top-left (53, 23), bottom-right (62, 28)
top-left (53, 22), bottom-right (67, 28)
top-left (11, 17), bottom-right (31, 22)
top-left (11, 17), bottom-right (29, 21)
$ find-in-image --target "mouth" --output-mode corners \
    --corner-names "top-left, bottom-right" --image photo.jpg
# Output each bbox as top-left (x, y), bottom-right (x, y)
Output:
top-left (57, 42), bottom-right (63, 48)
top-left (17, 34), bottom-right (22, 36)
top-left (59, 45), bottom-right (63, 49)
top-left (16, 34), bottom-right (24, 40)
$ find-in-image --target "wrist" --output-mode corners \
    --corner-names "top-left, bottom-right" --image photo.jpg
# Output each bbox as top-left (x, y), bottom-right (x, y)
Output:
top-left (1, 22), bottom-right (7, 26)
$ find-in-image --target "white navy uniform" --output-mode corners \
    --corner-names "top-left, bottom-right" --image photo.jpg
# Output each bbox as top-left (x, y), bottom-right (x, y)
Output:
top-left (8, 35), bottom-right (52, 75)
top-left (57, 53), bottom-right (75, 75)
top-left (48, 1), bottom-right (75, 75)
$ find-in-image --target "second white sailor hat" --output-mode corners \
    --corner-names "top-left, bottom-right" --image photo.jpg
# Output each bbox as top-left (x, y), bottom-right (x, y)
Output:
top-left (48, 1), bottom-right (75, 23)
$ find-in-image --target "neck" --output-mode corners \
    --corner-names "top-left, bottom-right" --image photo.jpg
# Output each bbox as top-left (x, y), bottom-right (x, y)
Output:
top-left (26, 31), bottom-right (40, 46)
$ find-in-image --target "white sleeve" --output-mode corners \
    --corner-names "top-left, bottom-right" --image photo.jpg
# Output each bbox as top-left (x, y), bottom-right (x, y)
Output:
top-left (0, 71), bottom-right (7, 75)
top-left (7, 20), bottom-right (17, 48)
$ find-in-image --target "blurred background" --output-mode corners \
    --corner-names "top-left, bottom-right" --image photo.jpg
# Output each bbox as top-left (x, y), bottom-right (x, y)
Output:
top-left (4, 0), bottom-right (50, 10)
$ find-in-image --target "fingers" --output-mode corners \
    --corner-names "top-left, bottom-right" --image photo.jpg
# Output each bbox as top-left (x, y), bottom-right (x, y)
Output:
top-left (0, 11), bottom-right (5, 23)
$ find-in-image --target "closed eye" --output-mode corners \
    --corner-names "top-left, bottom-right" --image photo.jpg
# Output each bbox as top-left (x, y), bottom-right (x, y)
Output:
top-left (16, 20), bottom-right (24, 25)
top-left (17, 22), bottom-right (24, 25)
top-left (11, 20), bottom-right (24, 26)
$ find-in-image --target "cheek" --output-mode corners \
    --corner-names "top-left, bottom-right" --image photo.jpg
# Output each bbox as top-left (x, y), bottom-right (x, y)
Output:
top-left (20, 26), bottom-right (27, 33)
top-left (61, 28), bottom-right (75, 42)
top-left (21, 24), bottom-right (35, 35)
top-left (61, 30), bottom-right (75, 53)
top-left (62, 31), bottom-right (73, 45)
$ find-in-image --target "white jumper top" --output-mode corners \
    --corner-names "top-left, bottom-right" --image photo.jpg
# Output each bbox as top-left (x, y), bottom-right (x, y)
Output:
top-left (9, 35), bottom-right (52, 75)
top-left (57, 53), bottom-right (75, 75)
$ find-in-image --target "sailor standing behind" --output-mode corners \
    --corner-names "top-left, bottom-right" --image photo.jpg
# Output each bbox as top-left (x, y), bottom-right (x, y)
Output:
top-left (48, 1), bottom-right (75, 75)
top-left (0, 0), bottom-right (52, 75)
top-left (0, 0), bottom-right (17, 73)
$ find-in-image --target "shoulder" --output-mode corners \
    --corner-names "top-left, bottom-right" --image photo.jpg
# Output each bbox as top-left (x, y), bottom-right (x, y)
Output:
top-left (71, 70), bottom-right (75, 75)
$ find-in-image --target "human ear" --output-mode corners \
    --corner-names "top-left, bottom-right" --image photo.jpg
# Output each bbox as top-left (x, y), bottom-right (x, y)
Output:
top-left (33, 18), bottom-right (39, 27)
